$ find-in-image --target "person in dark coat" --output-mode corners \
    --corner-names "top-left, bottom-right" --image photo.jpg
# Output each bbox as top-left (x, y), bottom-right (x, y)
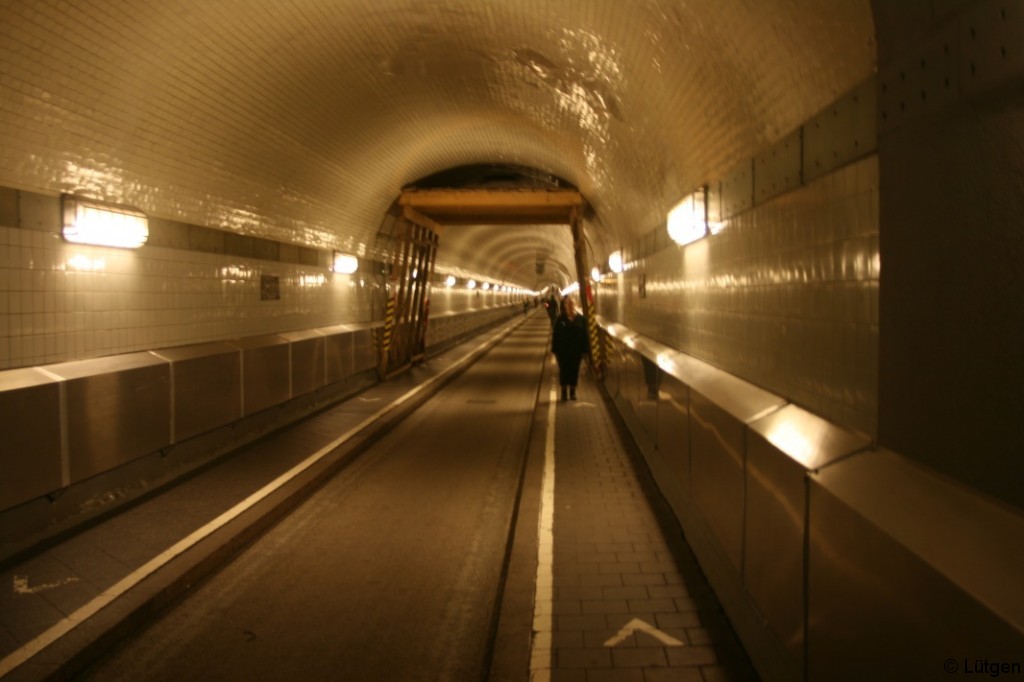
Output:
top-left (551, 297), bottom-right (589, 401)
top-left (543, 294), bottom-right (559, 326)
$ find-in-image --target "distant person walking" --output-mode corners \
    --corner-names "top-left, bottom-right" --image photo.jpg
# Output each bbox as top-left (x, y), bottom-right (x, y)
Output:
top-left (551, 297), bottom-right (589, 401)
top-left (544, 294), bottom-right (559, 326)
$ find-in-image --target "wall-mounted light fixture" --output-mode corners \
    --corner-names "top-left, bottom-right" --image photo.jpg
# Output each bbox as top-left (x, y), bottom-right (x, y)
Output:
top-left (467, 279), bottom-right (477, 289)
top-left (445, 275), bottom-right (457, 287)
top-left (608, 250), bottom-right (624, 274)
top-left (481, 282), bottom-right (491, 291)
top-left (667, 186), bottom-right (707, 246)
top-left (62, 195), bottom-right (148, 248)
top-left (590, 266), bottom-right (603, 282)
top-left (332, 252), bottom-right (359, 274)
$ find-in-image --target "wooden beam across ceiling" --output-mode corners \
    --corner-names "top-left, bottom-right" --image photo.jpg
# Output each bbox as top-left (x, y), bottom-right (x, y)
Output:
top-left (398, 188), bottom-right (584, 226)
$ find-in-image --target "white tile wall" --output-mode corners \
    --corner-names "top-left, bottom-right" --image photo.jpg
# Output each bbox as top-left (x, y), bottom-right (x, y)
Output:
top-left (0, 223), bottom-right (382, 370)
top-left (599, 157), bottom-right (880, 436)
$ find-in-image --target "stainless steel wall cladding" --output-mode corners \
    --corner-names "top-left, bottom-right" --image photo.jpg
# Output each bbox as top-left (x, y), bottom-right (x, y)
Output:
top-left (745, 405), bottom-right (868, 669)
top-left (721, 160), bottom-right (754, 219)
top-left (635, 355), bottom-right (661, 447)
top-left (803, 79), bottom-right (876, 183)
top-left (43, 353), bottom-right (171, 483)
top-left (151, 343), bottom-right (242, 442)
top-left (754, 128), bottom-right (802, 205)
top-left (349, 326), bottom-right (378, 374)
top-left (600, 319), bottom-right (1024, 680)
top-left (655, 374), bottom-right (689, 497)
top-left (676, 358), bottom-right (785, 574)
top-left (807, 450), bottom-right (1024, 680)
top-left (0, 369), bottom-right (64, 511)
top-left (689, 390), bottom-right (748, 572)
top-left (321, 325), bottom-right (356, 384)
top-left (227, 335), bottom-right (291, 416)
top-left (281, 330), bottom-right (327, 397)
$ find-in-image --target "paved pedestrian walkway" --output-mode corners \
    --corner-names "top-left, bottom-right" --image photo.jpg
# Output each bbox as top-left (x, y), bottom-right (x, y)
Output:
top-left (0, 311), bottom-right (759, 681)
top-left (539, 357), bottom-right (759, 682)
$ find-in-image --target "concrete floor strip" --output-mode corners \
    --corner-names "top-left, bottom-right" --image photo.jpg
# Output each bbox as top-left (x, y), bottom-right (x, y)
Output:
top-left (528, 379), bottom-right (558, 682)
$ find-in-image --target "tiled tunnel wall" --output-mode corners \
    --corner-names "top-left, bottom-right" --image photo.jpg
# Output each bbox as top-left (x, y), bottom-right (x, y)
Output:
top-left (0, 189), bottom-right (523, 370)
top-left (599, 156), bottom-right (879, 436)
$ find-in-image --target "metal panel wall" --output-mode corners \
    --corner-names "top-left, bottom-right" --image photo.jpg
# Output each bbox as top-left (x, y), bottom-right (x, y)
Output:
top-left (807, 449), bottom-right (1024, 681)
top-left (0, 369), bottom-right (63, 511)
top-left (614, 345), bottom-right (641, 428)
top-left (744, 404), bottom-right (869, 676)
top-left (720, 159), bottom-right (754, 219)
top-left (351, 328), bottom-right (377, 374)
top-left (44, 353), bottom-right (171, 483)
top-left (803, 78), bottom-right (876, 182)
top-left (636, 355), bottom-right (661, 446)
top-left (282, 330), bottom-right (327, 397)
top-left (655, 374), bottom-right (690, 497)
top-left (229, 335), bottom-right (291, 416)
top-left (754, 128), bottom-right (803, 204)
top-left (151, 343), bottom-right (241, 442)
top-left (688, 390), bottom-right (748, 572)
top-left (321, 325), bottom-right (355, 385)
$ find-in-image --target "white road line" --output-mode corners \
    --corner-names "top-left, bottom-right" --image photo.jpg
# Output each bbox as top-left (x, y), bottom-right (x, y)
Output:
top-left (529, 381), bottom-right (557, 682)
top-left (0, 321), bottom-right (519, 679)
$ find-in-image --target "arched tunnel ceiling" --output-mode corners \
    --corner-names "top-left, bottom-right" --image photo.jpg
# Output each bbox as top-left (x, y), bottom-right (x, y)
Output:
top-left (0, 1), bottom-right (876, 290)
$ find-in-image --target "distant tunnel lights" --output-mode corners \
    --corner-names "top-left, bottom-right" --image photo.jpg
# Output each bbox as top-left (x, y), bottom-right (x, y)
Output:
top-left (445, 275), bottom-right (457, 287)
top-left (62, 196), bottom-right (148, 248)
top-left (667, 186), bottom-right (707, 246)
top-left (332, 252), bottom-right (359, 274)
top-left (608, 250), bottom-right (623, 273)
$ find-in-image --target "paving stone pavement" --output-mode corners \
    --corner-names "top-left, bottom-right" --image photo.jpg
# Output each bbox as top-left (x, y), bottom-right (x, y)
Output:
top-left (546, 362), bottom-right (759, 682)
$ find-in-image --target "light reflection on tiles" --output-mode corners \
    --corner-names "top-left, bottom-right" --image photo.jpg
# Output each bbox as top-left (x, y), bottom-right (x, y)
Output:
top-left (598, 158), bottom-right (879, 437)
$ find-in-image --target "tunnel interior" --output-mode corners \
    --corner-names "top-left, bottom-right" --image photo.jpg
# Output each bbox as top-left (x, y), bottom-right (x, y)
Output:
top-left (2, 1), bottom-right (1024, 677)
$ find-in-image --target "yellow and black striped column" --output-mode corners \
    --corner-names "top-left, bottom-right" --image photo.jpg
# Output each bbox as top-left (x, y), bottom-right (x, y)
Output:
top-left (380, 295), bottom-right (396, 373)
top-left (587, 313), bottom-right (604, 377)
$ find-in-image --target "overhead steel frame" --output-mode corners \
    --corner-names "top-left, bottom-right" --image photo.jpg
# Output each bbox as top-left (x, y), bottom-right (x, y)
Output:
top-left (390, 187), bottom-right (602, 375)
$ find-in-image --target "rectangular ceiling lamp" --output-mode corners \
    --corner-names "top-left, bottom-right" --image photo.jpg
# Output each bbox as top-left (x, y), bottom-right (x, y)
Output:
top-left (62, 195), bottom-right (149, 248)
top-left (332, 251), bottom-right (359, 273)
top-left (667, 186), bottom-right (707, 246)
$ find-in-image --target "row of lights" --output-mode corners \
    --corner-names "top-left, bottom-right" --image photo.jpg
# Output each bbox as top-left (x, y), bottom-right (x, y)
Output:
top-left (57, 195), bottom-right (370, 277)
top-left (59, 196), bottom-right (549, 297)
top-left (444, 275), bottom-right (526, 294)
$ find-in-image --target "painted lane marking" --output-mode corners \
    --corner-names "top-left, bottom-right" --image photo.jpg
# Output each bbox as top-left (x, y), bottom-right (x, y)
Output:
top-left (529, 382), bottom-right (558, 682)
top-left (604, 617), bottom-right (685, 647)
top-left (0, 321), bottom-right (522, 679)
top-left (13, 576), bottom-right (80, 595)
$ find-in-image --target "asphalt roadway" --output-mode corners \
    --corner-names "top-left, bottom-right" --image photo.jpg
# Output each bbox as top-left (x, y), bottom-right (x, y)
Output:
top-left (74, 317), bottom-right (551, 681)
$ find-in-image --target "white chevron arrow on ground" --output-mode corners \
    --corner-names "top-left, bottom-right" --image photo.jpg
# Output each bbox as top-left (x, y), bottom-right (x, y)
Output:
top-left (604, 617), bottom-right (685, 647)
